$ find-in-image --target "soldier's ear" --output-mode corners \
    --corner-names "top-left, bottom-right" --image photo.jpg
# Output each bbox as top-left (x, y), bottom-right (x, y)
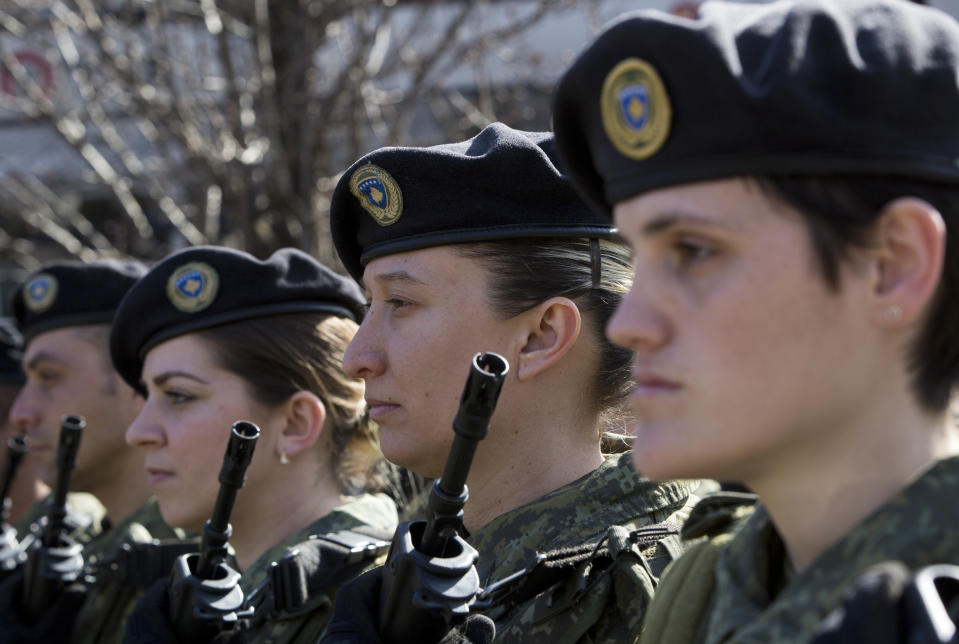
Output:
top-left (516, 296), bottom-right (582, 381)
top-left (869, 196), bottom-right (945, 328)
top-left (277, 391), bottom-right (326, 460)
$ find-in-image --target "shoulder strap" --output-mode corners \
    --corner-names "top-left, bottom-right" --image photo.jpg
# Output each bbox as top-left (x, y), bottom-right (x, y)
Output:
top-left (640, 534), bottom-right (730, 643)
top-left (642, 494), bottom-right (756, 643)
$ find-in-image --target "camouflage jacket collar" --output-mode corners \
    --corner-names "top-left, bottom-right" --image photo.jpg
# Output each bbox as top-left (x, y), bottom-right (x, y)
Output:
top-left (468, 434), bottom-right (697, 586)
top-left (706, 455), bottom-right (959, 643)
top-left (239, 492), bottom-right (398, 593)
top-left (84, 496), bottom-right (189, 565)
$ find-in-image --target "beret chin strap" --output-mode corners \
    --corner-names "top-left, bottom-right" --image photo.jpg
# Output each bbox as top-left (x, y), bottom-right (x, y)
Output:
top-left (590, 238), bottom-right (602, 290)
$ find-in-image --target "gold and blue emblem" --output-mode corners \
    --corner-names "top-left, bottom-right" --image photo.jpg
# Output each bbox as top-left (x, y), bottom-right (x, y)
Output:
top-left (349, 164), bottom-right (403, 226)
top-left (166, 262), bottom-right (219, 313)
top-left (23, 273), bottom-right (58, 313)
top-left (600, 58), bottom-right (672, 160)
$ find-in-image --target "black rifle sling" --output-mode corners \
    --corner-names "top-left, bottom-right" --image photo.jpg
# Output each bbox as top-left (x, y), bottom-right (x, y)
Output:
top-left (475, 522), bottom-right (680, 617)
top-left (244, 528), bottom-right (392, 626)
top-left (89, 538), bottom-right (202, 589)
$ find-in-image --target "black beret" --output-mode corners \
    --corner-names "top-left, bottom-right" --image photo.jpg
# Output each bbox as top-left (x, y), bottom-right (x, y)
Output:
top-left (110, 246), bottom-right (365, 390)
top-left (552, 0), bottom-right (959, 216)
top-left (0, 318), bottom-right (23, 386)
top-left (11, 258), bottom-right (148, 346)
top-left (330, 122), bottom-right (615, 282)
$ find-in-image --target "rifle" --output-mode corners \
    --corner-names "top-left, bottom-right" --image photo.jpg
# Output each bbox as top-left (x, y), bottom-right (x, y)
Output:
top-left (167, 420), bottom-right (259, 640)
top-left (812, 561), bottom-right (959, 644)
top-left (378, 352), bottom-right (508, 643)
top-left (0, 435), bottom-right (28, 576)
top-left (905, 564), bottom-right (959, 643)
top-left (20, 414), bottom-right (85, 623)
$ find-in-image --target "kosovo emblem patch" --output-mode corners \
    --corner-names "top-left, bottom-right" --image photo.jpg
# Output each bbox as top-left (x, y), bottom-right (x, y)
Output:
top-left (23, 273), bottom-right (58, 313)
top-left (600, 58), bottom-right (671, 161)
top-left (349, 164), bottom-right (403, 226)
top-left (166, 262), bottom-right (219, 313)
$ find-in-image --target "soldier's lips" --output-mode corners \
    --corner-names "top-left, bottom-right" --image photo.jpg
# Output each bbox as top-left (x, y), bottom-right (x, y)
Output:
top-left (145, 468), bottom-right (174, 485)
top-left (365, 398), bottom-right (400, 422)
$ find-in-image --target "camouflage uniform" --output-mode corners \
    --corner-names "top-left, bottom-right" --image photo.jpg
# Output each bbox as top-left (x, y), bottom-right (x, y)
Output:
top-left (642, 455), bottom-right (959, 643)
top-left (239, 492), bottom-right (398, 644)
top-left (14, 491), bottom-right (108, 546)
top-left (71, 498), bottom-right (191, 644)
top-left (471, 434), bottom-right (709, 643)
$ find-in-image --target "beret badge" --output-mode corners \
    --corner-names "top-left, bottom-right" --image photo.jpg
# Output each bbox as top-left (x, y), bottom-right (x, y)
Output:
top-left (23, 273), bottom-right (58, 313)
top-left (600, 58), bottom-right (671, 160)
top-left (349, 164), bottom-right (403, 226)
top-left (166, 262), bottom-right (219, 313)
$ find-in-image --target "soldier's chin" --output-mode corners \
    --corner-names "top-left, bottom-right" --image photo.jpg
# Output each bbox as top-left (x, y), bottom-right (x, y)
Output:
top-left (380, 441), bottom-right (444, 480)
top-left (156, 497), bottom-right (204, 533)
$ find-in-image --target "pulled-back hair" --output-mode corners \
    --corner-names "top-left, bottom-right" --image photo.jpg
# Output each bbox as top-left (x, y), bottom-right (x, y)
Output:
top-left (198, 312), bottom-right (381, 493)
top-left (455, 238), bottom-right (634, 425)
top-left (758, 176), bottom-right (959, 413)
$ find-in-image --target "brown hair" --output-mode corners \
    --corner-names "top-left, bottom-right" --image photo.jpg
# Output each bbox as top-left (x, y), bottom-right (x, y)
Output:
top-left (455, 237), bottom-right (634, 428)
top-left (72, 324), bottom-right (120, 395)
top-left (198, 312), bottom-right (381, 493)
top-left (759, 176), bottom-right (959, 413)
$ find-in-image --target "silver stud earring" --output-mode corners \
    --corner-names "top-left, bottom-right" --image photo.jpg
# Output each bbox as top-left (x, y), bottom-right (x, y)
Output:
top-left (881, 305), bottom-right (902, 323)
top-left (280, 450), bottom-right (289, 465)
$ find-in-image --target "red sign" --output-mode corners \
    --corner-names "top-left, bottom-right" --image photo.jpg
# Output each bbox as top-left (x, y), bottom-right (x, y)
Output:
top-left (670, 2), bottom-right (702, 18)
top-left (1, 49), bottom-right (54, 97)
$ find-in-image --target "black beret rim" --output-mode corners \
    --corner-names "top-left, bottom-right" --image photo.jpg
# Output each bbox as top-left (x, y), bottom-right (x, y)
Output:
top-left (350, 224), bottom-right (618, 281)
top-left (117, 300), bottom-right (358, 390)
top-left (21, 311), bottom-right (117, 347)
top-left (137, 300), bottom-right (359, 360)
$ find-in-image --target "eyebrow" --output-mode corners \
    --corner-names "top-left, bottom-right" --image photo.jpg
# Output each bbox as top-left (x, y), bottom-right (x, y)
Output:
top-left (364, 270), bottom-right (430, 291)
top-left (641, 210), bottom-right (734, 235)
top-left (151, 371), bottom-right (211, 387)
top-left (25, 351), bottom-right (67, 371)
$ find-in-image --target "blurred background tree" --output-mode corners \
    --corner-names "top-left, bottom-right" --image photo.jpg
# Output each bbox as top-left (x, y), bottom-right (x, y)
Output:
top-left (0, 0), bottom-right (656, 509)
top-left (0, 0), bottom-right (615, 283)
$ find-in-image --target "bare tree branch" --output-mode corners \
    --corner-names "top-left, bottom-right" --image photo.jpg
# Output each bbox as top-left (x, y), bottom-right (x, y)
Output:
top-left (0, 0), bottom-right (588, 267)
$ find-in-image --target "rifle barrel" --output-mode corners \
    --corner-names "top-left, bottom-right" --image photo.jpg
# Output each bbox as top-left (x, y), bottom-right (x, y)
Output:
top-left (0, 435), bottom-right (27, 523)
top-left (195, 421), bottom-right (259, 579)
top-left (43, 415), bottom-right (84, 546)
top-left (21, 415), bottom-right (85, 622)
top-left (421, 352), bottom-right (508, 555)
top-left (377, 353), bottom-right (507, 641)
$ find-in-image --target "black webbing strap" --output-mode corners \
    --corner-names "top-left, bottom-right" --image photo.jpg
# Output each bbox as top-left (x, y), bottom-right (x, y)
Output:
top-left (244, 528), bottom-right (392, 624)
top-left (89, 537), bottom-right (202, 589)
top-left (474, 523), bottom-right (678, 613)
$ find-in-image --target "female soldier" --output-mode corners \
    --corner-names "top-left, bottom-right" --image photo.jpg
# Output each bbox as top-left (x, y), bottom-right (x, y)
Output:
top-left (551, 0), bottom-right (959, 640)
top-left (323, 122), bottom-right (709, 643)
top-left (110, 246), bottom-right (398, 643)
